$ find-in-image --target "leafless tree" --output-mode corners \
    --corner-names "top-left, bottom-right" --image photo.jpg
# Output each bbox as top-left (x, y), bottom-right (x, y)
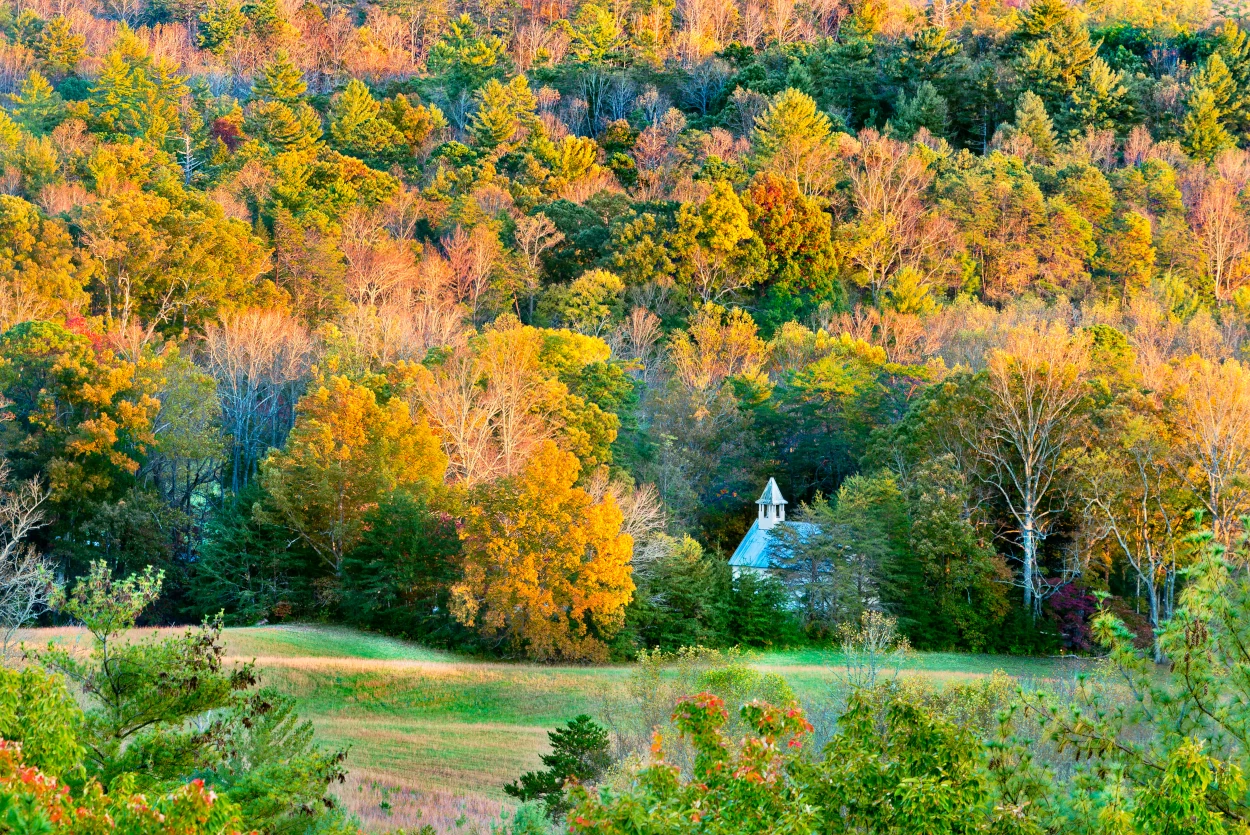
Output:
top-left (477, 325), bottom-right (557, 475)
top-left (635, 85), bottom-right (671, 126)
top-left (0, 461), bottom-right (52, 664)
top-left (679, 58), bottom-right (731, 115)
top-left (603, 74), bottom-right (638, 122)
top-left (1216, 147), bottom-right (1250, 193)
top-left (727, 86), bottom-right (768, 137)
top-left (846, 130), bottom-right (952, 302)
top-left (804, 0), bottom-right (845, 38)
top-left (967, 324), bottom-right (1091, 617)
top-left (415, 347), bottom-right (503, 486)
top-left (200, 309), bottom-right (314, 492)
top-left (613, 306), bottom-right (664, 383)
top-left (341, 209), bottom-right (418, 307)
top-left (513, 213), bottom-right (564, 321)
top-left (414, 323), bottom-right (563, 485)
top-left (1123, 125), bottom-right (1155, 167)
top-left (766, 0), bottom-right (799, 44)
top-left (382, 187), bottom-right (428, 241)
top-left (1189, 177), bottom-right (1250, 301)
top-left (1084, 416), bottom-right (1183, 662)
top-left (442, 225), bottom-right (501, 325)
top-left (405, 250), bottom-right (471, 349)
top-left (1168, 355), bottom-right (1250, 544)
top-left (586, 469), bottom-right (667, 546)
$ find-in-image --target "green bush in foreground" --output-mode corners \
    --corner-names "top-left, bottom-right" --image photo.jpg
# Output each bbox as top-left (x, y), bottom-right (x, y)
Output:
top-left (569, 535), bottom-right (1250, 834)
top-left (6, 561), bottom-right (352, 835)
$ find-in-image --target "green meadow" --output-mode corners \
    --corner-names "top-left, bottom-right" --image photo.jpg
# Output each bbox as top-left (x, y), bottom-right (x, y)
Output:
top-left (21, 625), bottom-right (1092, 832)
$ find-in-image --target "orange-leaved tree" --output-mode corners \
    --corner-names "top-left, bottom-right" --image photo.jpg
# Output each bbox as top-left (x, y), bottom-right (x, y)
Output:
top-left (259, 374), bottom-right (447, 580)
top-left (452, 441), bottom-right (634, 661)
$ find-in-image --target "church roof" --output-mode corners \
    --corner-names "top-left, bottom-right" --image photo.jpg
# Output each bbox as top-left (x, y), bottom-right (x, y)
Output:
top-left (729, 520), bottom-right (819, 570)
top-left (756, 477), bottom-right (787, 506)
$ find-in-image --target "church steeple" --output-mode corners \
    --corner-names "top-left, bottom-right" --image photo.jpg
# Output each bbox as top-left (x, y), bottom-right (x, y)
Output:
top-left (756, 477), bottom-right (787, 530)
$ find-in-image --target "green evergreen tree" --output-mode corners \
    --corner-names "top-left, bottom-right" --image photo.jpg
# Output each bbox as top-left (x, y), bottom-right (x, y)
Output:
top-left (1013, 90), bottom-right (1057, 160)
top-left (1183, 86), bottom-right (1234, 162)
top-left (198, 0), bottom-right (247, 54)
top-left (1062, 56), bottom-right (1130, 135)
top-left (562, 3), bottom-right (624, 63)
top-left (469, 75), bottom-right (539, 149)
top-left (1193, 52), bottom-right (1236, 114)
top-left (251, 50), bottom-right (306, 103)
top-left (1214, 19), bottom-right (1250, 140)
top-left (624, 534), bottom-right (732, 650)
top-left (88, 30), bottom-right (187, 145)
top-left (9, 70), bottom-right (65, 133)
top-left (329, 79), bottom-right (404, 158)
top-left (893, 26), bottom-right (968, 97)
top-left (505, 715), bottom-right (611, 819)
top-left (1012, 0), bottom-right (1100, 109)
top-left (427, 14), bottom-right (508, 95)
top-left (891, 81), bottom-right (949, 138)
top-left (244, 99), bottom-right (322, 152)
top-left (33, 16), bottom-right (84, 78)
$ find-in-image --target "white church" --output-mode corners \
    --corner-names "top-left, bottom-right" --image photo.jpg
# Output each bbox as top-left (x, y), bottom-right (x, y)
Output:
top-left (728, 477), bottom-right (819, 578)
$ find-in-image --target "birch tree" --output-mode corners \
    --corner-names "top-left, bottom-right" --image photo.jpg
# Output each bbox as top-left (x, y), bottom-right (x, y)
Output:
top-left (0, 461), bottom-right (53, 662)
top-left (1168, 355), bottom-right (1250, 544)
top-left (968, 323), bottom-right (1090, 617)
top-left (201, 309), bottom-right (313, 492)
top-left (1085, 413), bottom-right (1192, 662)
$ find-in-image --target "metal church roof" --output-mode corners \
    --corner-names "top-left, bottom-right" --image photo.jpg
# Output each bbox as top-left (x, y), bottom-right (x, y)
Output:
top-left (728, 520), bottom-right (819, 570)
top-left (756, 477), bottom-right (787, 506)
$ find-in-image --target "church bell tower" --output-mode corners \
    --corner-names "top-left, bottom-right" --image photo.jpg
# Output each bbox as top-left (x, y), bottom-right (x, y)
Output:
top-left (756, 477), bottom-right (787, 531)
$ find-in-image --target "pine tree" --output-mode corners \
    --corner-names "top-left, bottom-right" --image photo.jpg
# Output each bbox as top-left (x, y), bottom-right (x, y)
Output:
top-left (1062, 57), bottom-right (1129, 135)
top-left (505, 715), bottom-right (611, 819)
top-left (1193, 53), bottom-right (1236, 114)
top-left (750, 88), bottom-right (840, 195)
top-left (329, 79), bottom-right (404, 157)
top-left (9, 71), bottom-right (65, 134)
top-left (1012, 0), bottom-right (1100, 109)
top-left (243, 99), bottom-right (322, 152)
top-left (197, 0), bottom-right (247, 55)
top-left (894, 26), bottom-right (967, 95)
top-left (1183, 86), bottom-right (1234, 163)
top-left (251, 50), bottom-right (306, 103)
top-left (1013, 91), bottom-right (1057, 160)
top-left (88, 32), bottom-right (187, 145)
top-left (1214, 20), bottom-right (1250, 140)
top-left (33, 16), bottom-right (84, 78)
top-left (469, 76), bottom-right (539, 149)
top-left (892, 81), bottom-right (949, 138)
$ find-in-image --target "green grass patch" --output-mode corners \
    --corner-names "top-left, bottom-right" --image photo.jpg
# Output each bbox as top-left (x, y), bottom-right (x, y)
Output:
top-left (224, 625), bottom-right (454, 662)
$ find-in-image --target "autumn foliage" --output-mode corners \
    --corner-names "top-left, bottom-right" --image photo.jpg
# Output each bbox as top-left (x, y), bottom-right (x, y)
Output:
top-left (0, 739), bottom-right (245, 835)
top-left (453, 441), bottom-right (634, 661)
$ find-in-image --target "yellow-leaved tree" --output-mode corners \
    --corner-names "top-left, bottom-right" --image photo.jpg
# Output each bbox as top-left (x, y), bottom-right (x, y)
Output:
top-left (259, 374), bottom-right (447, 581)
top-left (452, 441), bottom-right (633, 661)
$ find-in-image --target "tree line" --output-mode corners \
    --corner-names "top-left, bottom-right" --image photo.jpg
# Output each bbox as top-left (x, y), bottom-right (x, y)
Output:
top-left (3, 0), bottom-right (1250, 659)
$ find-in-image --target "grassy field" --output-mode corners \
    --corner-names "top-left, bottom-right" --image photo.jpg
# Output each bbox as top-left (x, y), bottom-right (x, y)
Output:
top-left (18, 625), bottom-right (1093, 833)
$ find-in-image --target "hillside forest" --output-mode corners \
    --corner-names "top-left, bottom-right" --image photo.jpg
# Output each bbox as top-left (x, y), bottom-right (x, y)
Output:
top-left (2, 0), bottom-right (1250, 666)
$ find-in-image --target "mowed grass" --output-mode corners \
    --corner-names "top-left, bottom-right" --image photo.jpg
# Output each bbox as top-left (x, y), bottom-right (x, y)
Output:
top-left (18, 624), bottom-right (1092, 832)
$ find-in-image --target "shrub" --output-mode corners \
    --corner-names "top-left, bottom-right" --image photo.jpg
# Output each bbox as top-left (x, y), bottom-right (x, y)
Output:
top-left (0, 739), bottom-right (245, 835)
top-left (505, 715), bottom-right (611, 820)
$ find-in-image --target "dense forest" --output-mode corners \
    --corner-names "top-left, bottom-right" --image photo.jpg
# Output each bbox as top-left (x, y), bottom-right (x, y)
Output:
top-left (1, 0), bottom-right (1249, 664)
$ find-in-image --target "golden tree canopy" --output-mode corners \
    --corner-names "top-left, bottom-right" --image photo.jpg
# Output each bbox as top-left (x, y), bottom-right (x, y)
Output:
top-left (259, 374), bottom-right (448, 575)
top-left (452, 441), bottom-right (634, 661)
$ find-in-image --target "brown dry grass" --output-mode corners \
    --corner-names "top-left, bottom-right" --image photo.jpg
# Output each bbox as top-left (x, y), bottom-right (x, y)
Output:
top-left (336, 769), bottom-right (509, 833)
